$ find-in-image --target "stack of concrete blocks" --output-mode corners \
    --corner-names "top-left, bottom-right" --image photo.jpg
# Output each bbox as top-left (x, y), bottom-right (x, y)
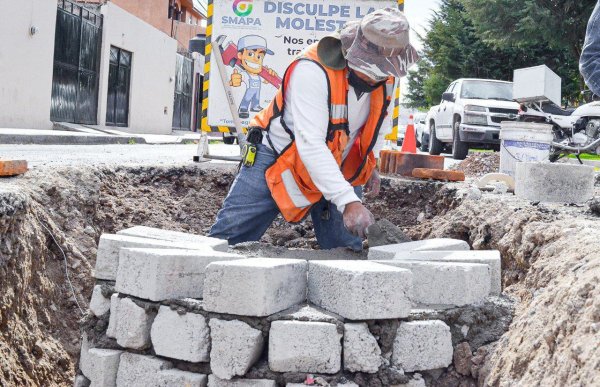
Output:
top-left (78, 230), bottom-right (500, 386)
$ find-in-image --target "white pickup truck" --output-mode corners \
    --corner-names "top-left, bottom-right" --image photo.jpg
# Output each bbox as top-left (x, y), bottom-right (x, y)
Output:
top-left (428, 78), bottom-right (520, 160)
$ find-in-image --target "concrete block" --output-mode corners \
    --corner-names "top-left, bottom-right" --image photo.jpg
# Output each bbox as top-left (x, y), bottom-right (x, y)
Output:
top-left (157, 370), bottom-right (207, 387)
top-left (203, 258), bottom-right (307, 317)
top-left (118, 226), bottom-right (228, 252)
top-left (392, 320), bottom-right (453, 372)
top-left (151, 306), bottom-right (210, 362)
top-left (307, 261), bottom-right (412, 320)
top-left (73, 375), bottom-right (90, 387)
top-left (116, 353), bottom-right (172, 387)
top-left (344, 323), bottom-right (382, 373)
top-left (209, 319), bottom-right (264, 380)
top-left (391, 250), bottom-right (502, 296)
top-left (208, 375), bottom-right (276, 387)
top-left (515, 162), bottom-right (594, 203)
top-left (368, 238), bottom-right (470, 260)
top-left (114, 298), bottom-right (155, 350)
top-left (268, 321), bottom-right (342, 373)
top-left (95, 234), bottom-right (225, 281)
top-left (89, 285), bottom-right (111, 317)
top-left (116, 248), bottom-right (244, 301)
top-left (106, 294), bottom-right (120, 339)
top-left (83, 348), bottom-right (122, 387)
top-left (376, 261), bottom-right (491, 307)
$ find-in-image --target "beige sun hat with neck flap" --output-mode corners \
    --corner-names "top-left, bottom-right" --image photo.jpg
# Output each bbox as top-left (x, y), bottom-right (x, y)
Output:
top-left (317, 7), bottom-right (419, 78)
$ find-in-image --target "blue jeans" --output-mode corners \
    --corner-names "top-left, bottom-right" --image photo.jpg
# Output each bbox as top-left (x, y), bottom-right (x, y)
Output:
top-left (209, 144), bottom-right (362, 250)
top-left (581, 1), bottom-right (600, 96)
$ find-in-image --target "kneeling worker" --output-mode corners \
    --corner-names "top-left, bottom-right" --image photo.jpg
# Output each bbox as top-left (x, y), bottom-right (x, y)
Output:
top-left (209, 8), bottom-right (418, 250)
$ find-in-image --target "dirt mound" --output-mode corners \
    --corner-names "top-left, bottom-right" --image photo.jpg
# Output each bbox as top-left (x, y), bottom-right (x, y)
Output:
top-left (451, 152), bottom-right (500, 178)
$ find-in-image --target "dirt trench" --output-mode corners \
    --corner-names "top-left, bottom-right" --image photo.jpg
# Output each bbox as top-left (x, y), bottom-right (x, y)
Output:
top-left (0, 163), bottom-right (598, 386)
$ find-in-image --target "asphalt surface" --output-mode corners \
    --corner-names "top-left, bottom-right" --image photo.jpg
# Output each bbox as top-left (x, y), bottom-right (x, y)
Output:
top-left (0, 143), bottom-right (461, 169)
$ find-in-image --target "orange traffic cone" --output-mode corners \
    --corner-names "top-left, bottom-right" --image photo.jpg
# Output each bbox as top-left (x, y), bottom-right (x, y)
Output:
top-left (401, 115), bottom-right (417, 153)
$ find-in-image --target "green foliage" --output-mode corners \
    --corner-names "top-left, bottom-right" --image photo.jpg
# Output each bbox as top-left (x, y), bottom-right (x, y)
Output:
top-left (404, 0), bottom-right (594, 109)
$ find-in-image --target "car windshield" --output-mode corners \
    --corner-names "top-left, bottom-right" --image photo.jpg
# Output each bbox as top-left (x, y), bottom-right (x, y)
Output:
top-left (460, 81), bottom-right (513, 101)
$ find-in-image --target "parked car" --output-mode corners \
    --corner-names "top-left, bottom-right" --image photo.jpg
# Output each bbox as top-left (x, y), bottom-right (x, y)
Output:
top-left (420, 106), bottom-right (439, 152)
top-left (429, 78), bottom-right (520, 160)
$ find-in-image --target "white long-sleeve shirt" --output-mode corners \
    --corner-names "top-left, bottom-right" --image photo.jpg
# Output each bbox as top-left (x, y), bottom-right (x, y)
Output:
top-left (262, 61), bottom-right (389, 213)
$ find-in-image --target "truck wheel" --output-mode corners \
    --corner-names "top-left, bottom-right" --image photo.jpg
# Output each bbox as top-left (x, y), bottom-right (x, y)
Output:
top-left (452, 120), bottom-right (469, 160)
top-left (429, 123), bottom-right (443, 155)
top-left (420, 133), bottom-right (429, 152)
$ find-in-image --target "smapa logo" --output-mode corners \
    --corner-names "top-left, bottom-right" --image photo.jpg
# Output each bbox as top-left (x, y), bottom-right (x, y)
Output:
top-left (233, 0), bottom-right (253, 17)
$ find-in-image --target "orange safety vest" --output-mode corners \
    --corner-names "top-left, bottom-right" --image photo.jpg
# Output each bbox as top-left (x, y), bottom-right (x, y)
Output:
top-left (249, 43), bottom-right (394, 223)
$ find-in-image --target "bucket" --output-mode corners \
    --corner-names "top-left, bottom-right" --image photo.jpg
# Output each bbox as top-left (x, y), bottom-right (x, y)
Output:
top-left (499, 122), bottom-right (554, 177)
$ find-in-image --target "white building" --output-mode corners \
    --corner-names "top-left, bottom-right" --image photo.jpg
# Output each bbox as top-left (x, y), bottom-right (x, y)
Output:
top-left (0, 0), bottom-right (199, 134)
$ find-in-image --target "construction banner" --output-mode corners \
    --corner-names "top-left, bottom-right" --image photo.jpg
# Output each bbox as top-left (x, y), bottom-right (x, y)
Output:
top-left (201, 0), bottom-right (400, 133)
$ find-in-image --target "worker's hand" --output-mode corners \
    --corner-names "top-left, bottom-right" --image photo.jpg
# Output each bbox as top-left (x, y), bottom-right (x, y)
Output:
top-left (364, 169), bottom-right (381, 199)
top-left (343, 201), bottom-right (375, 239)
top-left (230, 69), bottom-right (242, 87)
top-left (263, 67), bottom-right (277, 84)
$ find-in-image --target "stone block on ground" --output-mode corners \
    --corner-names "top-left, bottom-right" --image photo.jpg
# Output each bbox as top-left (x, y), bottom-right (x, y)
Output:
top-left (95, 234), bottom-right (225, 281)
top-left (368, 238), bottom-right (470, 260)
top-left (116, 353), bottom-right (172, 387)
top-left (0, 160), bottom-right (28, 176)
top-left (203, 258), bottom-right (307, 317)
top-left (393, 152), bottom-right (445, 177)
top-left (376, 260), bottom-right (491, 307)
top-left (412, 168), bottom-right (465, 182)
top-left (73, 375), bottom-right (90, 387)
top-left (116, 248), bottom-right (244, 301)
top-left (157, 369), bottom-right (208, 387)
top-left (391, 250), bottom-right (502, 296)
top-left (515, 162), bottom-right (594, 203)
top-left (208, 375), bottom-right (276, 387)
top-left (344, 323), bottom-right (382, 373)
top-left (106, 294), bottom-right (120, 339)
top-left (151, 306), bottom-right (210, 362)
top-left (80, 348), bottom-right (122, 387)
top-left (89, 285), bottom-right (111, 317)
top-left (117, 225), bottom-right (228, 251)
top-left (307, 261), bottom-right (412, 320)
top-left (209, 319), bottom-right (264, 380)
top-left (114, 298), bottom-right (155, 350)
top-left (392, 320), bottom-right (453, 372)
top-left (268, 320), bottom-right (342, 373)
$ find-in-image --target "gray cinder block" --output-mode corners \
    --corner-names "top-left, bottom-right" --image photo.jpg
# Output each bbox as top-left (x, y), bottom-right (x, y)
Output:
top-left (207, 375), bottom-right (277, 387)
top-left (117, 226), bottom-right (228, 252)
top-left (114, 298), bottom-right (155, 350)
top-left (203, 258), bottom-right (307, 317)
top-left (515, 162), bottom-right (594, 204)
top-left (151, 306), bottom-right (210, 362)
top-left (268, 321), bottom-right (342, 374)
top-left (344, 323), bottom-right (382, 373)
top-left (89, 285), bottom-right (111, 317)
top-left (376, 260), bottom-right (491, 307)
top-left (392, 320), bottom-right (453, 372)
top-left (368, 239), bottom-right (470, 260)
top-left (116, 248), bottom-right (244, 301)
top-left (116, 353), bottom-right (172, 387)
top-left (156, 369), bottom-right (207, 387)
top-left (307, 261), bottom-right (412, 320)
top-left (209, 319), bottom-right (264, 380)
top-left (95, 234), bottom-right (226, 281)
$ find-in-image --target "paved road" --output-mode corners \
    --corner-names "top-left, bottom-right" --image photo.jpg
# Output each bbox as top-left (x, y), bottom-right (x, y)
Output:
top-left (0, 143), bottom-right (461, 169)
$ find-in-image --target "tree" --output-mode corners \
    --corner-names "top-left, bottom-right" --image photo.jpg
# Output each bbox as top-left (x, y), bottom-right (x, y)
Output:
top-left (404, 59), bottom-right (430, 109)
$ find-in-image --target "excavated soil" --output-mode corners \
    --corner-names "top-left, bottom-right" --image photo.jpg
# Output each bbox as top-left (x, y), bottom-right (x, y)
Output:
top-left (0, 163), bottom-right (599, 386)
top-left (451, 153), bottom-right (501, 178)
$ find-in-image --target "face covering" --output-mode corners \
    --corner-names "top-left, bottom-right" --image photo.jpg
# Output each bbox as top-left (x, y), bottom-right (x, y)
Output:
top-left (348, 69), bottom-right (385, 96)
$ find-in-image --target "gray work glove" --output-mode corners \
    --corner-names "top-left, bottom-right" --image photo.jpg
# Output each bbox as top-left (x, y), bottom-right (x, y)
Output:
top-left (343, 202), bottom-right (376, 239)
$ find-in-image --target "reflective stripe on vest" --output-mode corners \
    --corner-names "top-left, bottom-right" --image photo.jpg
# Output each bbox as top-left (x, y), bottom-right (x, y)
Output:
top-left (331, 104), bottom-right (348, 121)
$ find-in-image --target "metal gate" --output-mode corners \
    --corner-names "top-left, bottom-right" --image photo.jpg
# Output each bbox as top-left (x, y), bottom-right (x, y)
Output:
top-left (172, 53), bottom-right (194, 130)
top-left (50, 0), bottom-right (103, 125)
top-left (106, 46), bottom-right (132, 127)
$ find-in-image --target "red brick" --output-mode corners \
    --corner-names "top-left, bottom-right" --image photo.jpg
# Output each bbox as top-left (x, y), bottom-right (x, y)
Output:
top-left (412, 168), bottom-right (465, 182)
top-left (394, 153), bottom-right (445, 177)
top-left (0, 160), bottom-right (28, 177)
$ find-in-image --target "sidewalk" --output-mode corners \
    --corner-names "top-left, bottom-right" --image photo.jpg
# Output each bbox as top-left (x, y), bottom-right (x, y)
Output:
top-left (0, 125), bottom-right (203, 145)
